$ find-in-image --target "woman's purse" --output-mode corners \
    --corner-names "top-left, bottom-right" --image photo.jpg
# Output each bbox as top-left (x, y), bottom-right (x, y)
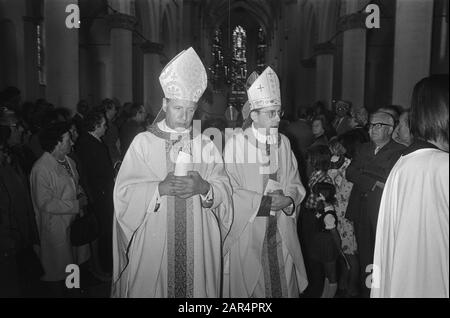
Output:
top-left (70, 206), bottom-right (99, 247)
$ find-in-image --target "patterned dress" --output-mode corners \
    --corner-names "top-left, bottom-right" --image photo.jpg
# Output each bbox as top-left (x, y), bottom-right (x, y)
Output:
top-left (327, 156), bottom-right (358, 255)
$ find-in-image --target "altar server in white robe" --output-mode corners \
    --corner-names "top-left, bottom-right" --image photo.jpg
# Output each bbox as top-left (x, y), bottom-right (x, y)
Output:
top-left (223, 67), bottom-right (308, 298)
top-left (371, 74), bottom-right (449, 298)
top-left (112, 47), bottom-right (233, 298)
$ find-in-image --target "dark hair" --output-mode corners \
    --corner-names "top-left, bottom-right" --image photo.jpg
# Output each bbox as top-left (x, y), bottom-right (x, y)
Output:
top-left (123, 102), bottom-right (143, 119)
top-left (83, 110), bottom-right (105, 132)
top-left (0, 86), bottom-right (20, 102)
top-left (410, 75), bottom-right (449, 145)
top-left (336, 131), bottom-right (364, 159)
top-left (307, 145), bottom-right (331, 171)
top-left (44, 107), bottom-right (71, 125)
top-left (39, 122), bottom-right (71, 152)
top-left (76, 100), bottom-right (90, 115)
top-left (312, 182), bottom-right (336, 204)
top-left (312, 114), bottom-right (334, 138)
top-left (97, 98), bottom-right (117, 113)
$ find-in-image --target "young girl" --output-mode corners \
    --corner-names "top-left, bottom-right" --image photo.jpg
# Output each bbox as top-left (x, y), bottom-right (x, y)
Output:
top-left (301, 145), bottom-right (333, 297)
top-left (310, 182), bottom-right (343, 298)
top-left (328, 137), bottom-right (359, 297)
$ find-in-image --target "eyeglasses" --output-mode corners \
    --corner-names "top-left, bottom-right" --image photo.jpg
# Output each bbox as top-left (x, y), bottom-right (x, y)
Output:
top-left (368, 122), bottom-right (393, 129)
top-left (257, 110), bottom-right (284, 119)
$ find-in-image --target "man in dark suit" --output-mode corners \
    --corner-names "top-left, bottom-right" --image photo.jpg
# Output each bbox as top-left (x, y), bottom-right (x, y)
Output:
top-left (346, 110), bottom-right (406, 297)
top-left (285, 108), bottom-right (314, 184)
top-left (72, 100), bottom-right (90, 134)
top-left (75, 111), bottom-right (115, 274)
top-left (332, 100), bottom-right (353, 136)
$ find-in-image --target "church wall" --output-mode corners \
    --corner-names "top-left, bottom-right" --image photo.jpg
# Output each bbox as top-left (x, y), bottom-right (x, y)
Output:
top-left (430, 0), bottom-right (449, 75)
top-left (83, 17), bottom-right (112, 106)
top-left (43, 0), bottom-right (79, 112)
top-left (0, 0), bottom-right (27, 101)
top-left (364, 0), bottom-right (395, 112)
top-left (392, 0), bottom-right (434, 109)
top-left (0, 0), bottom-right (446, 121)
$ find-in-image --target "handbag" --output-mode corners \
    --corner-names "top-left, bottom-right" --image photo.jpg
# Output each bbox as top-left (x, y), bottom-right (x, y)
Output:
top-left (70, 208), bottom-right (99, 247)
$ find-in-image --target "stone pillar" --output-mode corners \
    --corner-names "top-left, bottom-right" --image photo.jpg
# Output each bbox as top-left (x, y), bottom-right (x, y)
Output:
top-left (106, 13), bottom-right (136, 104)
top-left (338, 0), bottom-right (367, 108)
top-left (22, 16), bottom-right (41, 101)
top-left (431, 0), bottom-right (449, 74)
top-left (314, 42), bottom-right (335, 108)
top-left (392, 0), bottom-right (434, 108)
top-left (44, 0), bottom-right (79, 112)
top-left (141, 41), bottom-right (164, 117)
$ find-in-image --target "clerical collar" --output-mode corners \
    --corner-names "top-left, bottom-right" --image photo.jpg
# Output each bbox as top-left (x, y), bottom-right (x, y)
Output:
top-left (56, 157), bottom-right (67, 163)
top-left (251, 124), bottom-right (278, 144)
top-left (157, 119), bottom-right (190, 134)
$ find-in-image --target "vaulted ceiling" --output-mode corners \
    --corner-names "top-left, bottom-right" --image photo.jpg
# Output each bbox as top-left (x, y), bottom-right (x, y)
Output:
top-left (200, 0), bottom-right (281, 34)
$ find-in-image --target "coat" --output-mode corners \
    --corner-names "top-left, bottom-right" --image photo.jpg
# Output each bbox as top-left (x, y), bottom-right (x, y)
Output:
top-left (372, 142), bottom-right (449, 297)
top-left (75, 133), bottom-right (115, 227)
top-left (346, 139), bottom-right (406, 228)
top-left (30, 152), bottom-right (89, 281)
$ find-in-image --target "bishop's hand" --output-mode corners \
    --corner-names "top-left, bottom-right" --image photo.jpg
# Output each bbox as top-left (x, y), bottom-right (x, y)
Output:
top-left (159, 172), bottom-right (184, 197)
top-left (171, 171), bottom-right (210, 199)
top-left (268, 192), bottom-right (292, 211)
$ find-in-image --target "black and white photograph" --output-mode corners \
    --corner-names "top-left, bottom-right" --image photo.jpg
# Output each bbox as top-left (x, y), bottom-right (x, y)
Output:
top-left (0, 0), bottom-right (448, 302)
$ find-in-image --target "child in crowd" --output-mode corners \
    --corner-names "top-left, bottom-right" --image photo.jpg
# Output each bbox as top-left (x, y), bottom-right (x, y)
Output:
top-left (328, 137), bottom-right (360, 297)
top-left (301, 145), bottom-right (333, 297)
top-left (310, 182), bottom-right (343, 298)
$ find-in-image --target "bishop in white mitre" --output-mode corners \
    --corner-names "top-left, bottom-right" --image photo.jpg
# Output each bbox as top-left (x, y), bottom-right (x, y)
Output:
top-left (112, 48), bottom-right (233, 298)
top-left (223, 67), bottom-right (308, 298)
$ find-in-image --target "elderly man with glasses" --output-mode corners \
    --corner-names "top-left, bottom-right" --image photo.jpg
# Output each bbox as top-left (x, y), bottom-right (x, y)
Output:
top-left (345, 110), bottom-right (406, 298)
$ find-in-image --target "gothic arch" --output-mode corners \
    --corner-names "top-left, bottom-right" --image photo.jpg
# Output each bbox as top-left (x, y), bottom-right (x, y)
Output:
top-left (206, 0), bottom-right (275, 38)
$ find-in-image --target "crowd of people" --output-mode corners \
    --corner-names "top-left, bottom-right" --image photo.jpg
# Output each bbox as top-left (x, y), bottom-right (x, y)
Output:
top-left (0, 48), bottom-right (448, 298)
top-left (0, 94), bottom-right (152, 297)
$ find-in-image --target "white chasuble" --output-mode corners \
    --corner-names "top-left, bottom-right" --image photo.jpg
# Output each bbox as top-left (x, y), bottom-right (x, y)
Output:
top-left (112, 124), bottom-right (232, 298)
top-left (372, 148), bottom-right (449, 298)
top-left (223, 128), bottom-right (308, 297)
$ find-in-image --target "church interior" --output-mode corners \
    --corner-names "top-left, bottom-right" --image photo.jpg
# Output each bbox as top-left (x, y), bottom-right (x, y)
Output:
top-left (0, 0), bottom-right (448, 120)
top-left (0, 0), bottom-right (449, 300)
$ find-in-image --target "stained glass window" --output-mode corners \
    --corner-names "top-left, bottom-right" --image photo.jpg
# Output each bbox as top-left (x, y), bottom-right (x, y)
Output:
top-left (229, 25), bottom-right (247, 109)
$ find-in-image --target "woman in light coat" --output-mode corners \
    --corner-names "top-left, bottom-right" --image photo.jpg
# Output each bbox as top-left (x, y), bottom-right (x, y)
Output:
top-left (30, 122), bottom-right (89, 296)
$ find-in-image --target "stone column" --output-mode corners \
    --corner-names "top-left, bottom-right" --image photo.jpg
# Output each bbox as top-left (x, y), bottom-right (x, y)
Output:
top-left (22, 16), bottom-right (41, 101)
top-left (44, 0), bottom-right (79, 112)
top-left (314, 42), bottom-right (335, 108)
top-left (431, 0), bottom-right (449, 74)
top-left (141, 41), bottom-right (164, 117)
top-left (338, 0), bottom-right (367, 108)
top-left (392, 0), bottom-right (434, 108)
top-left (106, 13), bottom-right (136, 104)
